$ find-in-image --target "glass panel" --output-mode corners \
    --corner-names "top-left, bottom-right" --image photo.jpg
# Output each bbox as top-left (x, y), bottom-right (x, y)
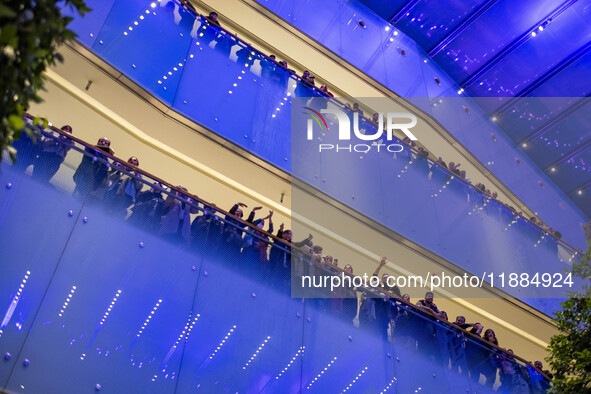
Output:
top-left (0, 128), bottom-right (84, 386)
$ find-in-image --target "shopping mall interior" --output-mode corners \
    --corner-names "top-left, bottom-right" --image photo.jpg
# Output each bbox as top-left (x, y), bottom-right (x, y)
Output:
top-left (1, 0), bottom-right (589, 392)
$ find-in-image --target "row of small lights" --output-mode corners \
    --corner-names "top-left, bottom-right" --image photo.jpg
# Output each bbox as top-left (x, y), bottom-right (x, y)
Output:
top-left (340, 366), bottom-right (368, 393)
top-left (275, 346), bottom-right (305, 380)
top-left (533, 234), bottom-right (546, 247)
top-left (396, 160), bottom-right (414, 178)
top-left (467, 196), bottom-right (490, 216)
top-left (242, 336), bottom-right (271, 369)
top-left (306, 356), bottom-right (338, 389)
top-left (430, 175), bottom-right (453, 198)
top-left (502, 215), bottom-right (520, 232)
top-left (380, 376), bottom-right (397, 393)
top-left (209, 325), bottom-right (236, 360)
top-left (157, 61), bottom-right (185, 89)
top-left (136, 299), bottom-right (163, 338)
top-left (172, 314), bottom-right (201, 350)
top-left (58, 285), bottom-right (77, 317)
top-left (99, 290), bottom-right (122, 326)
top-left (0, 270), bottom-right (30, 338)
top-left (124, 3), bottom-right (157, 38)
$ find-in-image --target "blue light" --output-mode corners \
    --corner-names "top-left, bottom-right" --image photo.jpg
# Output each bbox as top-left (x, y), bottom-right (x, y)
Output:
top-left (136, 299), bottom-right (163, 338)
top-left (0, 270), bottom-right (31, 337)
top-left (58, 285), bottom-right (77, 317)
top-left (275, 346), bottom-right (305, 380)
top-left (242, 336), bottom-right (271, 369)
top-left (99, 290), bottom-right (122, 326)
top-left (306, 356), bottom-right (337, 389)
top-left (209, 325), bottom-right (237, 360)
top-left (341, 366), bottom-right (368, 393)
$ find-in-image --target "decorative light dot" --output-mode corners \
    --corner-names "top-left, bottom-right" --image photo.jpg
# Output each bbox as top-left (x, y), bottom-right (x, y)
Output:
top-left (531, 31), bottom-right (537, 37)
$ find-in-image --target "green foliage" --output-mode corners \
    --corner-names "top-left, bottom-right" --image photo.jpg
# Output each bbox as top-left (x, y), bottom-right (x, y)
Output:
top-left (0, 0), bottom-right (89, 161)
top-left (546, 237), bottom-right (591, 393)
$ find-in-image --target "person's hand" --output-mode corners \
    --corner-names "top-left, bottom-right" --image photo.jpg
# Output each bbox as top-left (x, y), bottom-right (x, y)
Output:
top-left (380, 256), bottom-right (387, 266)
top-left (237, 202), bottom-right (247, 208)
top-left (307, 233), bottom-right (313, 241)
top-left (252, 206), bottom-right (262, 211)
top-left (268, 210), bottom-right (274, 217)
top-left (279, 223), bottom-right (284, 231)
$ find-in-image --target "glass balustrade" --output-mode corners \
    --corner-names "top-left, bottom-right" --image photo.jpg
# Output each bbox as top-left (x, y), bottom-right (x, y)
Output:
top-left (56, 0), bottom-right (584, 317)
top-left (0, 121), bottom-right (551, 392)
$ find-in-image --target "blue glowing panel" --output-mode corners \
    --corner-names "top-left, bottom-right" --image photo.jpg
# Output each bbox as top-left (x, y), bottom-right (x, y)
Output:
top-left (91, 0), bottom-right (196, 105)
top-left (548, 147), bottom-right (591, 191)
top-left (527, 104), bottom-right (591, 167)
top-left (467, 4), bottom-right (591, 97)
top-left (394, 0), bottom-right (489, 50)
top-left (432, 0), bottom-right (566, 82)
top-left (527, 49), bottom-right (591, 98)
top-left (357, 0), bottom-right (408, 20)
top-left (322, 1), bottom-right (389, 73)
top-left (0, 173), bottom-right (83, 386)
top-left (60, 0), bottom-right (117, 48)
top-left (273, 0), bottom-right (347, 43)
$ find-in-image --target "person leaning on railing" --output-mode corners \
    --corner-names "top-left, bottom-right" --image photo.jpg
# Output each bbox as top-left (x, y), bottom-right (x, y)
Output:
top-left (159, 186), bottom-right (199, 246)
top-left (72, 137), bottom-right (114, 200)
top-left (127, 181), bottom-right (166, 232)
top-left (498, 349), bottom-right (531, 394)
top-left (268, 224), bottom-right (312, 290)
top-left (241, 210), bottom-right (274, 273)
top-left (32, 125), bottom-right (73, 183)
top-left (105, 156), bottom-right (143, 218)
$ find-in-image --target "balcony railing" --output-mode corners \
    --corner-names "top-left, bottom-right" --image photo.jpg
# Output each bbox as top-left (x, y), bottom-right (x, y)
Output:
top-left (0, 116), bottom-right (552, 392)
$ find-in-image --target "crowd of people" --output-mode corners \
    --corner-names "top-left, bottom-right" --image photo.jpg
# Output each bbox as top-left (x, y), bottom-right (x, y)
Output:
top-left (188, 8), bottom-right (566, 244)
top-left (10, 122), bottom-right (552, 392)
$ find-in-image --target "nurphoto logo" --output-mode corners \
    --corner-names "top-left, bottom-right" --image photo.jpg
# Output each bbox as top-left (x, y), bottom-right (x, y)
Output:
top-left (303, 106), bottom-right (417, 153)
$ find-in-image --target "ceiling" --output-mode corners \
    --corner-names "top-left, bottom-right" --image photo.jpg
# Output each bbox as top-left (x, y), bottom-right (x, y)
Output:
top-left (359, 0), bottom-right (591, 218)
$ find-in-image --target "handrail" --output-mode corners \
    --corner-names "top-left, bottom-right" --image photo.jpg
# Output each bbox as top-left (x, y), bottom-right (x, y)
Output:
top-left (20, 114), bottom-right (551, 382)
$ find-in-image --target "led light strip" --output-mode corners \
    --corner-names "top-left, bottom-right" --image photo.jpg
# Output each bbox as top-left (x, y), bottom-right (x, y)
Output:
top-left (209, 325), bottom-right (236, 360)
top-left (275, 346), bottom-right (305, 380)
top-left (341, 366), bottom-right (368, 393)
top-left (242, 336), bottom-right (271, 369)
top-left (136, 299), bottom-right (163, 338)
top-left (306, 356), bottom-right (337, 389)
top-left (59, 285), bottom-right (77, 317)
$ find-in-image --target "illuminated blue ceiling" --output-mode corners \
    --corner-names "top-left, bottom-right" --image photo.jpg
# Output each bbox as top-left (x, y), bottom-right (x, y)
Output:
top-left (359, 0), bottom-right (591, 218)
